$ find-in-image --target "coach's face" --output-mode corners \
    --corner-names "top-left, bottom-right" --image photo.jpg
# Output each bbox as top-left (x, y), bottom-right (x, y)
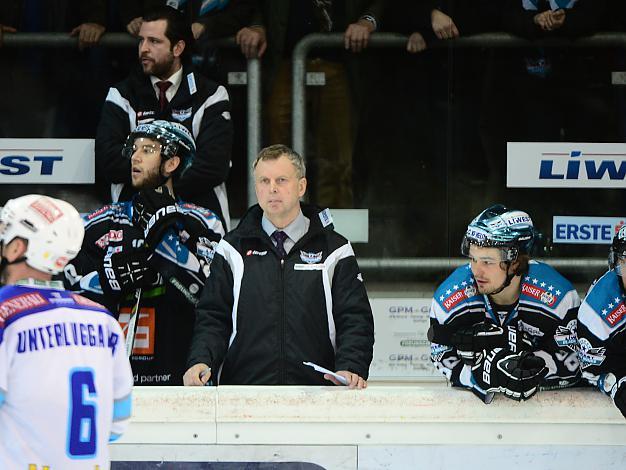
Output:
top-left (255, 155), bottom-right (306, 229)
top-left (138, 19), bottom-right (184, 79)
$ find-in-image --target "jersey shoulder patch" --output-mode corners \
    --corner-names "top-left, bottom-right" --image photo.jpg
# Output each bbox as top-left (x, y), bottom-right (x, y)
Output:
top-left (520, 261), bottom-right (576, 310)
top-left (434, 265), bottom-right (480, 314)
top-left (0, 287), bottom-right (112, 330)
top-left (0, 286), bottom-right (50, 328)
top-left (581, 270), bottom-right (626, 329)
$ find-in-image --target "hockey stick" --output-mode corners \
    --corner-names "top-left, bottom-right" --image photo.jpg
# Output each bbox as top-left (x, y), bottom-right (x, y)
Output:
top-left (124, 288), bottom-right (142, 358)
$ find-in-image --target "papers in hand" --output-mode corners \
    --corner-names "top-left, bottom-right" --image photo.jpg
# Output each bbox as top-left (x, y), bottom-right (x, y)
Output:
top-left (303, 361), bottom-right (348, 385)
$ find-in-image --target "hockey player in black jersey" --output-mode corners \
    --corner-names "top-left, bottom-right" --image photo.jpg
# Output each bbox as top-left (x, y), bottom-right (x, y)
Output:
top-left (428, 205), bottom-right (581, 403)
top-left (63, 120), bottom-right (224, 385)
top-left (577, 227), bottom-right (626, 418)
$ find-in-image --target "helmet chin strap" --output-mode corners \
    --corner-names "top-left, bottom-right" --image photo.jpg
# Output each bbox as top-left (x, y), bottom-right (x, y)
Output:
top-left (487, 261), bottom-right (516, 297)
top-left (157, 160), bottom-right (172, 188)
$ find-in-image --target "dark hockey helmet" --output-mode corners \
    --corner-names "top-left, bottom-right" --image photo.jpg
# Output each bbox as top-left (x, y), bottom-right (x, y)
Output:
top-left (609, 225), bottom-right (626, 275)
top-left (461, 204), bottom-right (537, 263)
top-left (122, 120), bottom-right (195, 179)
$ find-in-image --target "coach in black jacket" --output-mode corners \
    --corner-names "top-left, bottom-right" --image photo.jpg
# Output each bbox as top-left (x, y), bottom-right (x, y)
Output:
top-left (95, 6), bottom-right (233, 228)
top-left (184, 144), bottom-right (374, 388)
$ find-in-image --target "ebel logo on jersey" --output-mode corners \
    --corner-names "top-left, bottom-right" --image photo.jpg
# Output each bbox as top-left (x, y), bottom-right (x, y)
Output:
top-left (553, 216), bottom-right (625, 244)
top-left (0, 139), bottom-right (95, 183)
top-left (507, 142), bottom-right (626, 188)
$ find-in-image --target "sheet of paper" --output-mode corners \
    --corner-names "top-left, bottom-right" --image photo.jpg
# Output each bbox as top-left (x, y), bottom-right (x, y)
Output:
top-left (302, 361), bottom-right (348, 385)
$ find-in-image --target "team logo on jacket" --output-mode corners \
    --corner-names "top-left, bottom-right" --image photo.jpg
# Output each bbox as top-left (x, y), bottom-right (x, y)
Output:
top-left (172, 107), bottom-right (192, 122)
top-left (554, 324), bottom-right (578, 351)
top-left (464, 284), bottom-right (477, 298)
top-left (246, 250), bottom-right (267, 256)
top-left (577, 338), bottom-right (606, 368)
top-left (136, 110), bottom-right (155, 124)
top-left (300, 250), bottom-right (323, 264)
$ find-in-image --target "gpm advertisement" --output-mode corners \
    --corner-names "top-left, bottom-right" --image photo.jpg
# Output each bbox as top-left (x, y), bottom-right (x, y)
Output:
top-left (0, 139), bottom-right (94, 183)
top-left (507, 142), bottom-right (626, 188)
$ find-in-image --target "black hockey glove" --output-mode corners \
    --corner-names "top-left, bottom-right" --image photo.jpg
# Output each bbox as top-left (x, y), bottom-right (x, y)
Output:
top-left (102, 248), bottom-right (159, 293)
top-left (132, 186), bottom-right (181, 248)
top-left (472, 349), bottom-right (548, 401)
top-left (452, 323), bottom-right (534, 354)
top-left (611, 377), bottom-right (626, 419)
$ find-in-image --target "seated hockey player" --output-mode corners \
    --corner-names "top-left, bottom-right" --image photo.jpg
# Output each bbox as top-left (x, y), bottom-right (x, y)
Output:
top-left (428, 204), bottom-right (581, 403)
top-left (0, 195), bottom-right (133, 469)
top-left (577, 226), bottom-right (626, 418)
top-left (63, 120), bottom-right (224, 386)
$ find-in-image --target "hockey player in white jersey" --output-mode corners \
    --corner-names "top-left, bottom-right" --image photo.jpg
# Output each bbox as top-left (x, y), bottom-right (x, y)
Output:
top-left (0, 195), bottom-right (133, 469)
top-left (577, 227), bottom-right (626, 418)
top-left (428, 205), bottom-right (581, 403)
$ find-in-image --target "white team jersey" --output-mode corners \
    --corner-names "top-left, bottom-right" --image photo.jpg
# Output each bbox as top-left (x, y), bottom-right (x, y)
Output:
top-left (0, 281), bottom-right (133, 470)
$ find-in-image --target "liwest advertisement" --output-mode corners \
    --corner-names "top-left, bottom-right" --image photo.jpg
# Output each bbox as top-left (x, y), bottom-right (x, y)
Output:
top-left (507, 142), bottom-right (626, 188)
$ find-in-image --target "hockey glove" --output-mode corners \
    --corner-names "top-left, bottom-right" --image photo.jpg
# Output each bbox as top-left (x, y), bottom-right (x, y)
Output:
top-left (610, 376), bottom-right (626, 419)
top-left (132, 186), bottom-right (181, 248)
top-left (472, 349), bottom-right (548, 401)
top-left (452, 322), bottom-right (534, 354)
top-left (102, 248), bottom-right (159, 293)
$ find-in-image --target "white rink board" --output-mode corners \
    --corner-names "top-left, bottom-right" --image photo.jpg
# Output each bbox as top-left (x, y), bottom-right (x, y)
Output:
top-left (111, 386), bottom-right (626, 469)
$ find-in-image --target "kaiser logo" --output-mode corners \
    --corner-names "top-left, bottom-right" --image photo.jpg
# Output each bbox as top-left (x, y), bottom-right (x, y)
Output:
top-left (300, 250), bottom-right (323, 264)
top-left (442, 289), bottom-right (466, 312)
top-left (522, 283), bottom-right (557, 307)
top-left (604, 302), bottom-right (626, 327)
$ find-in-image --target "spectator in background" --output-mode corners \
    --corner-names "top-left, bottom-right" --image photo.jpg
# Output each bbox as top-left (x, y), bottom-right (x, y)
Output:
top-left (183, 144), bottom-right (374, 387)
top-left (120, 0), bottom-right (255, 40)
top-left (96, 6), bottom-right (234, 228)
top-left (65, 120), bottom-right (224, 386)
top-left (391, 1), bottom-right (500, 53)
top-left (235, 0), bottom-right (385, 210)
top-left (0, 0), bottom-right (112, 144)
top-left (478, 0), bottom-right (614, 204)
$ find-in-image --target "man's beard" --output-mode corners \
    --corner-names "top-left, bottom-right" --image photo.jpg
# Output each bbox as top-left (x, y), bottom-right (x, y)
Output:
top-left (132, 166), bottom-right (162, 190)
top-left (141, 53), bottom-right (175, 78)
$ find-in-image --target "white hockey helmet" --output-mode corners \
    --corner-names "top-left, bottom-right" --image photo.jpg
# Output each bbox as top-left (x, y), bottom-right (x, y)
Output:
top-left (0, 195), bottom-right (84, 275)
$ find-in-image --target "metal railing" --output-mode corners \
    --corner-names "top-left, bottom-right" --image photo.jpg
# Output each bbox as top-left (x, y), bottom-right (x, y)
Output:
top-left (4, 31), bottom-right (625, 276)
top-left (292, 31), bottom-right (626, 158)
top-left (291, 32), bottom-right (626, 275)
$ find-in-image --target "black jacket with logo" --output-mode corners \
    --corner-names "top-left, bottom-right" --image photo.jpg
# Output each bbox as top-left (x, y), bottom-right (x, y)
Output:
top-left (95, 63), bottom-right (233, 226)
top-left (187, 204), bottom-right (375, 385)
